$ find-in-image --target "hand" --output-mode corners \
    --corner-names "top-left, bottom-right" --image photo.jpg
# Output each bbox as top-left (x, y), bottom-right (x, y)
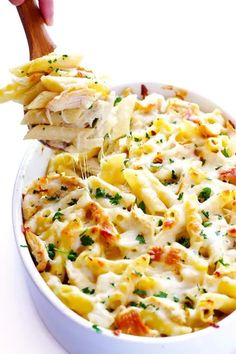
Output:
top-left (9, 0), bottom-right (53, 25)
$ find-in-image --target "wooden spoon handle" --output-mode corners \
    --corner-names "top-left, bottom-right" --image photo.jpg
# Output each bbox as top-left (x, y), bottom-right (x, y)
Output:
top-left (17, 0), bottom-right (56, 60)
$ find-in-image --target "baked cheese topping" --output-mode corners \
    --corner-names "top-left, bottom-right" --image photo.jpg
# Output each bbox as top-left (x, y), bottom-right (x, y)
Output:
top-left (21, 87), bottom-right (236, 337)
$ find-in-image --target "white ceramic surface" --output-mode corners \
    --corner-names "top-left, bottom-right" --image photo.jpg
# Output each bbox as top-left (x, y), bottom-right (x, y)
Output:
top-left (12, 82), bottom-right (236, 354)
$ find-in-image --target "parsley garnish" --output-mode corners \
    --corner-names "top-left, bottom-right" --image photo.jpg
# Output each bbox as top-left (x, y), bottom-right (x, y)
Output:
top-left (114, 96), bottom-right (122, 106)
top-left (82, 287), bottom-right (95, 295)
top-left (169, 158), bottom-right (174, 164)
top-left (109, 193), bottom-right (122, 205)
top-left (154, 291), bottom-right (168, 298)
top-left (67, 250), bottom-right (78, 261)
top-left (183, 296), bottom-right (194, 309)
top-left (136, 234), bottom-right (146, 244)
top-left (177, 192), bottom-right (184, 201)
top-left (133, 289), bottom-right (147, 296)
top-left (177, 237), bottom-right (190, 248)
top-left (61, 185), bottom-right (68, 191)
top-left (67, 198), bottom-right (78, 206)
top-left (173, 296), bottom-right (179, 303)
top-left (130, 301), bottom-right (147, 309)
top-left (158, 219), bottom-right (163, 226)
top-left (171, 170), bottom-right (178, 180)
top-left (202, 221), bottom-right (212, 227)
top-left (217, 258), bottom-right (230, 267)
top-left (47, 243), bottom-right (56, 260)
top-left (52, 209), bottom-right (64, 222)
top-left (198, 187), bottom-right (211, 202)
top-left (138, 201), bottom-right (146, 213)
top-left (215, 166), bottom-right (222, 170)
top-left (46, 195), bottom-right (60, 201)
top-left (124, 159), bottom-right (129, 167)
top-left (200, 230), bottom-right (207, 239)
top-left (134, 137), bottom-right (141, 142)
top-left (202, 210), bottom-right (209, 219)
top-left (222, 148), bottom-right (230, 158)
top-left (92, 324), bottom-right (102, 333)
top-left (95, 188), bottom-right (122, 205)
top-left (20, 244), bottom-right (28, 248)
top-left (81, 235), bottom-right (94, 246)
top-left (95, 188), bottom-right (106, 198)
top-left (134, 270), bottom-right (142, 276)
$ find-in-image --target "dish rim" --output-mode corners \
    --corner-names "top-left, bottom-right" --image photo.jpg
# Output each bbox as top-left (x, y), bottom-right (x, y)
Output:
top-left (12, 81), bottom-right (236, 344)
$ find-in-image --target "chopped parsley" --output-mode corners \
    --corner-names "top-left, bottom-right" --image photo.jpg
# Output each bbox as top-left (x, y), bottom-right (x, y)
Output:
top-left (215, 165), bottom-right (222, 170)
top-left (46, 195), bottom-right (60, 201)
top-left (202, 221), bottom-right (212, 227)
top-left (145, 132), bottom-right (150, 139)
top-left (198, 187), bottom-right (211, 202)
top-left (169, 158), bottom-right (174, 164)
top-left (177, 192), bottom-right (184, 201)
top-left (81, 235), bottom-right (94, 246)
top-left (133, 289), bottom-right (147, 297)
top-left (202, 210), bottom-right (209, 219)
top-left (92, 324), bottom-right (102, 333)
top-left (222, 148), bottom-right (230, 158)
top-left (173, 296), bottom-right (179, 303)
top-left (130, 301), bottom-right (147, 309)
top-left (67, 198), bottom-right (78, 206)
top-left (47, 243), bottom-right (56, 260)
top-left (82, 287), bottom-right (95, 295)
top-left (94, 188), bottom-right (122, 205)
top-left (136, 234), bottom-right (146, 244)
top-left (95, 188), bottom-right (106, 198)
top-left (61, 185), bottom-right (68, 191)
top-left (52, 209), bottom-right (64, 222)
top-left (138, 201), bottom-right (146, 213)
top-left (154, 291), bottom-right (168, 298)
top-left (124, 159), bottom-right (129, 167)
top-left (217, 258), bottom-right (230, 267)
top-left (114, 96), bottom-right (122, 106)
top-left (67, 250), bottom-right (78, 261)
top-left (134, 270), bottom-right (142, 276)
top-left (134, 137), bottom-right (141, 142)
top-left (20, 244), bottom-right (28, 248)
top-left (183, 296), bottom-right (194, 309)
top-left (171, 170), bottom-right (178, 180)
top-left (177, 237), bottom-right (190, 248)
top-left (109, 193), bottom-right (122, 205)
top-left (200, 230), bottom-right (207, 239)
top-left (62, 54), bottom-right (69, 59)
top-left (158, 219), bottom-right (163, 226)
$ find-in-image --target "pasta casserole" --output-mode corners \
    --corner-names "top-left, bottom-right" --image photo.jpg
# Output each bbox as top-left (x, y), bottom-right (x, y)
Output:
top-left (1, 54), bottom-right (236, 337)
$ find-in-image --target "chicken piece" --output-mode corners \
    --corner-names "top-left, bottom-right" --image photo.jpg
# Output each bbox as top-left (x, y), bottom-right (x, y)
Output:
top-left (219, 168), bottom-right (236, 185)
top-left (25, 229), bottom-right (49, 272)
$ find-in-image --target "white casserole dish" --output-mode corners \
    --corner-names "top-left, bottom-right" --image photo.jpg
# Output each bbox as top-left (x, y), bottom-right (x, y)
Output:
top-left (12, 82), bottom-right (236, 354)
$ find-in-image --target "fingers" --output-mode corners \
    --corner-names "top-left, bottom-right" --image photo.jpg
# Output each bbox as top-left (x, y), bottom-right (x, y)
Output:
top-left (9, 0), bottom-right (25, 5)
top-left (38, 0), bottom-right (54, 26)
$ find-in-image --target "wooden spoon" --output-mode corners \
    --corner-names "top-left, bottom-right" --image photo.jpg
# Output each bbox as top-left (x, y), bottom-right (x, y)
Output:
top-left (17, 0), bottom-right (69, 150)
top-left (17, 0), bottom-right (55, 59)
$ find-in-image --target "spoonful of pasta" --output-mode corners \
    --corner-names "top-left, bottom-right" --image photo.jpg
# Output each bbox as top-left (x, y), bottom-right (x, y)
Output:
top-left (0, 0), bottom-right (117, 153)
